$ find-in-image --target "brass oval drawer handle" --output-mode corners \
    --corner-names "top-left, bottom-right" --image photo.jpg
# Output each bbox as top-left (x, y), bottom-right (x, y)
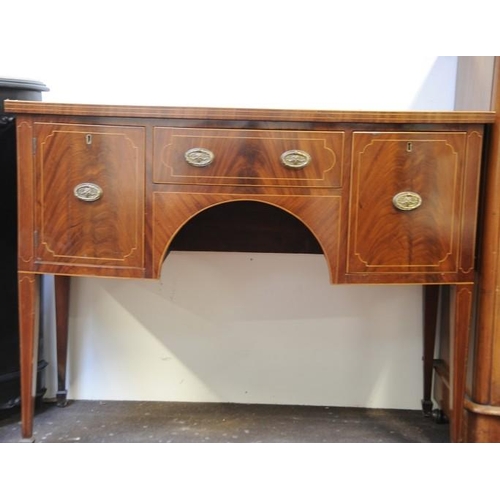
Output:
top-left (280, 150), bottom-right (311, 169)
top-left (74, 182), bottom-right (103, 202)
top-left (185, 148), bottom-right (215, 168)
top-left (392, 191), bottom-right (422, 211)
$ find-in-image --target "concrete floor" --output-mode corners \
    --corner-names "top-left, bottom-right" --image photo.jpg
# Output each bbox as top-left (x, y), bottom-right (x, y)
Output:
top-left (0, 400), bottom-right (449, 443)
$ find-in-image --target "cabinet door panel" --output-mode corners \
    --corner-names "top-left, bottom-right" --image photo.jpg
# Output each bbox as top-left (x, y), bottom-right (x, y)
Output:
top-left (348, 132), bottom-right (467, 275)
top-left (34, 123), bottom-right (145, 271)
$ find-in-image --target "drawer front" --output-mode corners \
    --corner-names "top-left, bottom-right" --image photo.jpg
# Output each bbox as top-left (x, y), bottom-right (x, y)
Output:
top-left (348, 131), bottom-right (470, 275)
top-left (153, 127), bottom-right (344, 187)
top-left (34, 123), bottom-right (145, 270)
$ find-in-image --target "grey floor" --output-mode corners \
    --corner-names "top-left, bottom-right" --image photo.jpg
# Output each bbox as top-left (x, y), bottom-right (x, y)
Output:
top-left (0, 400), bottom-right (449, 443)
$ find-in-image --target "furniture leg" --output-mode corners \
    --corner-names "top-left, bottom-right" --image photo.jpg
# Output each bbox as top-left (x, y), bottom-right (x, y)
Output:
top-left (422, 285), bottom-right (440, 416)
top-left (54, 275), bottom-right (71, 407)
top-left (449, 283), bottom-right (474, 442)
top-left (18, 272), bottom-right (39, 441)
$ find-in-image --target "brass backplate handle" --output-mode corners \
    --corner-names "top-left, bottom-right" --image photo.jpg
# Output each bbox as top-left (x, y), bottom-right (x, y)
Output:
top-left (185, 148), bottom-right (215, 168)
top-left (280, 150), bottom-right (311, 169)
top-left (74, 182), bottom-right (103, 202)
top-left (392, 191), bottom-right (422, 211)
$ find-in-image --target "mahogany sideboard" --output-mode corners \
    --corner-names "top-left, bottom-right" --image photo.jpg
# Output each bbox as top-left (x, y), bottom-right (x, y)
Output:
top-left (4, 100), bottom-right (495, 442)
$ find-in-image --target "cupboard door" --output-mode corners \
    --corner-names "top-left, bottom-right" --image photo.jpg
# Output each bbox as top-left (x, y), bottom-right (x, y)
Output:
top-left (34, 123), bottom-right (145, 273)
top-left (348, 132), bottom-right (470, 278)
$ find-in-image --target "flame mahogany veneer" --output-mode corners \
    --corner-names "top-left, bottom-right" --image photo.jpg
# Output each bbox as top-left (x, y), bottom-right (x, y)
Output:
top-left (5, 100), bottom-right (495, 442)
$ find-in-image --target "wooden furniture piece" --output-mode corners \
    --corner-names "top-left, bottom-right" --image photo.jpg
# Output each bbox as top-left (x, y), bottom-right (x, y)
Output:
top-left (465, 57), bottom-right (500, 442)
top-left (4, 100), bottom-right (494, 442)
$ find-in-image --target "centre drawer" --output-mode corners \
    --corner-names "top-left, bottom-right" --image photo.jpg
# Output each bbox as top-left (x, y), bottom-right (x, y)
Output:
top-left (153, 127), bottom-right (344, 188)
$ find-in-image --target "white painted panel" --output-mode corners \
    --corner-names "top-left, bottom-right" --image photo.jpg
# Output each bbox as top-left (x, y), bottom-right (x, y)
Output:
top-left (58, 253), bottom-right (423, 409)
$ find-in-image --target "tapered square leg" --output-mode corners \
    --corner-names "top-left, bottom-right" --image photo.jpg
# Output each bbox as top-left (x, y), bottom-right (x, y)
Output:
top-left (422, 285), bottom-right (440, 416)
top-left (449, 284), bottom-right (474, 442)
top-left (54, 275), bottom-right (71, 407)
top-left (18, 273), bottom-right (39, 440)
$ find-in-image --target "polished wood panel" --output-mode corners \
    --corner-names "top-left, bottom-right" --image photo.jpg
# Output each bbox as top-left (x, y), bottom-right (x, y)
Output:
top-left (33, 123), bottom-right (146, 273)
top-left (153, 128), bottom-right (343, 188)
top-left (152, 192), bottom-right (341, 282)
top-left (348, 132), bottom-right (466, 274)
top-left (4, 100), bottom-right (495, 124)
top-left (346, 130), bottom-right (482, 283)
top-left (16, 119), bottom-right (36, 267)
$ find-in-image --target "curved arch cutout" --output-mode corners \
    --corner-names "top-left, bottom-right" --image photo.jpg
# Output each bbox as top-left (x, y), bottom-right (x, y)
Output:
top-left (152, 193), bottom-right (341, 283)
top-left (170, 200), bottom-right (323, 254)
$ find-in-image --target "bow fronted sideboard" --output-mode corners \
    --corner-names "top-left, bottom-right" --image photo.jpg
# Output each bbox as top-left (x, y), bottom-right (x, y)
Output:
top-left (4, 100), bottom-right (495, 441)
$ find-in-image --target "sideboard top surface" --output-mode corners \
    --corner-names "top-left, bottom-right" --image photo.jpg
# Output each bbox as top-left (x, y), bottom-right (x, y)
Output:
top-left (4, 100), bottom-right (495, 124)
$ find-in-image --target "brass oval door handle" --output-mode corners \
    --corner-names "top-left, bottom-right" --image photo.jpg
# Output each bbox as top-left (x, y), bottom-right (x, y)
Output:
top-left (74, 182), bottom-right (103, 202)
top-left (392, 191), bottom-right (422, 211)
top-left (280, 150), bottom-right (311, 169)
top-left (184, 148), bottom-right (215, 168)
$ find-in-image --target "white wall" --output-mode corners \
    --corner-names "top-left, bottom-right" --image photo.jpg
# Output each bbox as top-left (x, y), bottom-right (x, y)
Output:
top-left (2, 2), bottom-right (460, 410)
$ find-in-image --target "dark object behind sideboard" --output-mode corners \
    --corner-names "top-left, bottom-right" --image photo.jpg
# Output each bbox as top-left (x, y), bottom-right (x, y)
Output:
top-left (0, 78), bottom-right (49, 410)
